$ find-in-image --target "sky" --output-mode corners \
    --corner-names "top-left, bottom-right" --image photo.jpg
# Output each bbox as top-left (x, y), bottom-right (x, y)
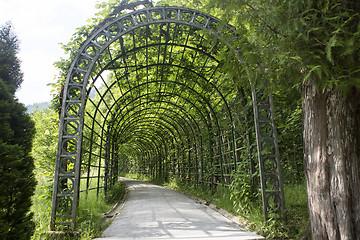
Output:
top-left (0, 0), bottom-right (102, 105)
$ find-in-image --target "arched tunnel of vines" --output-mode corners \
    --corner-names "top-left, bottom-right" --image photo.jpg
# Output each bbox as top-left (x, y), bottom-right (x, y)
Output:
top-left (51, 4), bottom-right (286, 230)
top-left (82, 15), bottom-right (248, 198)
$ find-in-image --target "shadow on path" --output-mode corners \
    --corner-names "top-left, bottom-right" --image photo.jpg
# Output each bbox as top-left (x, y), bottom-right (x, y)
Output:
top-left (94, 178), bottom-right (264, 240)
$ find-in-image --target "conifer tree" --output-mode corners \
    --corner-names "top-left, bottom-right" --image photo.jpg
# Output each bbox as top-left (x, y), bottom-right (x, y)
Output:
top-left (0, 22), bottom-right (36, 240)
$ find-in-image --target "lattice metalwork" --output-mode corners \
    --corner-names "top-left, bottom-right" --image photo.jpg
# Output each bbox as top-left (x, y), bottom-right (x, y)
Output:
top-left (50, 3), bottom-right (284, 230)
top-left (252, 87), bottom-right (285, 220)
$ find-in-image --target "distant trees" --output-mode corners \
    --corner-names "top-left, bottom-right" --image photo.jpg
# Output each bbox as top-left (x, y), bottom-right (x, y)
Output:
top-left (0, 22), bottom-right (36, 239)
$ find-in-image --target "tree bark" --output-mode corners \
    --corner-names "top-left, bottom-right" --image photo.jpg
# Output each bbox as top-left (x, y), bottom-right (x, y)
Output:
top-left (302, 80), bottom-right (360, 239)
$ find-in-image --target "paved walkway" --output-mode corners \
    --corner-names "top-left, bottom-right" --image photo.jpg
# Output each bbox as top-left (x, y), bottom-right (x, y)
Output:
top-left (95, 178), bottom-right (264, 240)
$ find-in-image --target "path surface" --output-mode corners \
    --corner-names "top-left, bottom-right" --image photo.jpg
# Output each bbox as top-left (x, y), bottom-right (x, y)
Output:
top-left (95, 178), bottom-right (264, 240)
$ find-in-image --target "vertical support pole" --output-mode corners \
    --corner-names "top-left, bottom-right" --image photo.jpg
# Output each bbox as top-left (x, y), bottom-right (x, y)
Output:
top-left (231, 123), bottom-right (238, 174)
top-left (246, 111), bottom-right (257, 191)
top-left (251, 85), bottom-right (285, 220)
top-left (199, 137), bottom-right (204, 186)
top-left (216, 133), bottom-right (225, 186)
top-left (104, 129), bottom-right (111, 194)
top-left (240, 88), bottom-right (257, 191)
top-left (50, 77), bottom-right (85, 231)
top-left (194, 140), bottom-right (199, 185)
top-left (208, 127), bottom-right (215, 193)
top-left (187, 137), bottom-right (191, 184)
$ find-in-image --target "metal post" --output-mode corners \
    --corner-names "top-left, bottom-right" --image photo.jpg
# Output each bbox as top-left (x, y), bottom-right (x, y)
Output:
top-left (251, 85), bottom-right (285, 220)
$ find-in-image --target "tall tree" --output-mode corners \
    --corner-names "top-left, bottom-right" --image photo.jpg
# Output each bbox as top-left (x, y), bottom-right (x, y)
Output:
top-left (298, 2), bottom-right (360, 239)
top-left (205, 0), bottom-right (360, 238)
top-left (0, 22), bottom-right (36, 239)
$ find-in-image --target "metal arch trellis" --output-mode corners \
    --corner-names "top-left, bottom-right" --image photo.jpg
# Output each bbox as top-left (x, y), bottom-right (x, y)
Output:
top-left (99, 78), bottom-right (233, 185)
top-left (89, 81), bottom-right (216, 190)
top-left (106, 93), bottom-right (213, 183)
top-left (50, 4), bottom-right (285, 230)
top-left (106, 91), bottom-right (215, 184)
top-left (87, 55), bottom-right (231, 184)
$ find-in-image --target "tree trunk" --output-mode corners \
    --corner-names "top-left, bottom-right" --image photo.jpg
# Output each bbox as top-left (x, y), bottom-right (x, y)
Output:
top-left (302, 80), bottom-right (360, 239)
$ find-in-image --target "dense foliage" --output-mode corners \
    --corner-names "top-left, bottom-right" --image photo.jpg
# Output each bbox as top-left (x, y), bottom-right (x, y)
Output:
top-left (0, 23), bottom-right (36, 239)
top-left (30, 106), bottom-right (117, 239)
top-left (202, 0), bottom-right (360, 92)
top-left (30, 107), bottom-right (57, 239)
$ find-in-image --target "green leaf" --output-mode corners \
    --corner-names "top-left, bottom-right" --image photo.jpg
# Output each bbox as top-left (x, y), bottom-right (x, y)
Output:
top-left (303, 65), bottom-right (322, 83)
top-left (325, 35), bottom-right (337, 64)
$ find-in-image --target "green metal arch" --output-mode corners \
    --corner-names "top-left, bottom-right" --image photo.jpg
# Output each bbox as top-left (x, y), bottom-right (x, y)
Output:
top-left (51, 4), bottom-right (285, 230)
top-left (87, 63), bottom-right (231, 130)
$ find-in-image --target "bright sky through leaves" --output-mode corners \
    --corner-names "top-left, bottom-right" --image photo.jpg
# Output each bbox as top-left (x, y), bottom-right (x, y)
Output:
top-left (0, 0), bottom-right (100, 105)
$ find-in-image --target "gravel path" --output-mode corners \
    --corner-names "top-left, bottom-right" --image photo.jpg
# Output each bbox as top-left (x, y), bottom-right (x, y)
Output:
top-left (94, 178), bottom-right (264, 240)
